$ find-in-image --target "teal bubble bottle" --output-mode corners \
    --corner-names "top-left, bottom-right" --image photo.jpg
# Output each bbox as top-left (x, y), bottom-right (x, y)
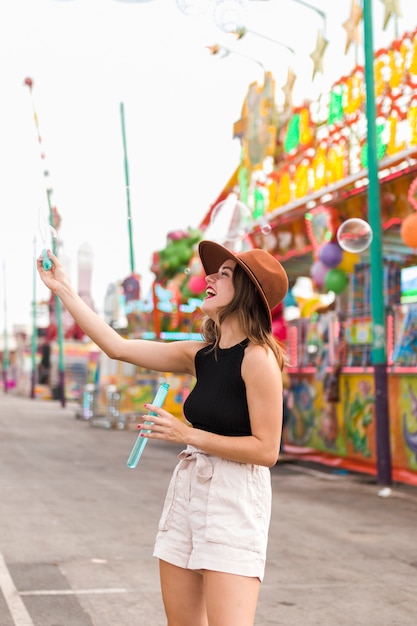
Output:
top-left (126, 383), bottom-right (169, 468)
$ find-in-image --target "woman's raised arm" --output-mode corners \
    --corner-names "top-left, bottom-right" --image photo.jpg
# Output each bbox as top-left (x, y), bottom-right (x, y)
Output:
top-left (37, 250), bottom-right (201, 375)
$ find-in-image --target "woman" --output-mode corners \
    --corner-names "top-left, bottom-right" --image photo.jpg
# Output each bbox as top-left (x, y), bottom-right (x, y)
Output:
top-left (37, 239), bottom-right (288, 626)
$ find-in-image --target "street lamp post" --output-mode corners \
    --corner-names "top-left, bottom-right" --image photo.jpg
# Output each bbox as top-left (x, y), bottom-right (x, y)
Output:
top-left (362, 0), bottom-right (392, 486)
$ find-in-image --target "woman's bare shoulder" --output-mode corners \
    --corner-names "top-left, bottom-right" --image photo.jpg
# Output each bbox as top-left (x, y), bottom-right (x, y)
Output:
top-left (242, 342), bottom-right (281, 376)
top-left (243, 341), bottom-right (271, 361)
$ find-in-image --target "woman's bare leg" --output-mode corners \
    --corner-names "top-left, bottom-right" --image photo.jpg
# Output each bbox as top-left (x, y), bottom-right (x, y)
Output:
top-left (203, 570), bottom-right (260, 626)
top-left (159, 560), bottom-right (208, 626)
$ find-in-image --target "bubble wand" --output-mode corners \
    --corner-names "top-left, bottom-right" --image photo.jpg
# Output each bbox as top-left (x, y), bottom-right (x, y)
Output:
top-left (127, 383), bottom-right (169, 468)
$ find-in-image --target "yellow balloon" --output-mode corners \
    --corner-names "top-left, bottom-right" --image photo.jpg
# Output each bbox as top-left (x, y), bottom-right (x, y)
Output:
top-left (338, 250), bottom-right (359, 273)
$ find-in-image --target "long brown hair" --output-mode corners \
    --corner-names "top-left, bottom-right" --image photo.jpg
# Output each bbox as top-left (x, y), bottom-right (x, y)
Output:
top-left (200, 263), bottom-right (287, 370)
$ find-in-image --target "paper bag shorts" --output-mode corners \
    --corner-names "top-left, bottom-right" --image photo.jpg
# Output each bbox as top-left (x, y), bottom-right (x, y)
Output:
top-left (153, 446), bottom-right (272, 581)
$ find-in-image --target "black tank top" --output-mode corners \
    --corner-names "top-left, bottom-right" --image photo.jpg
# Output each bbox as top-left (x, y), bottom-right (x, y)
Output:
top-left (183, 339), bottom-right (251, 436)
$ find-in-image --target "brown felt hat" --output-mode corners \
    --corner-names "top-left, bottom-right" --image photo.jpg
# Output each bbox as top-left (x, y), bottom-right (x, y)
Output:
top-left (198, 240), bottom-right (289, 327)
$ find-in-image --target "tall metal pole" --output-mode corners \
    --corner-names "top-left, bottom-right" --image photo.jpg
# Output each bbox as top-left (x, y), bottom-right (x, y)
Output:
top-left (24, 77), bottom-right (66, 408)
top-left (363, 0), bottom-right (392, 485)
top-left (31, 238), bottom-right (37, 399)
top-left (120, 102), bottom-right (135, 274)
top-left (47, 188), bottom-right (66, 408)
top-left (2, 260), bottom-right (9, 393)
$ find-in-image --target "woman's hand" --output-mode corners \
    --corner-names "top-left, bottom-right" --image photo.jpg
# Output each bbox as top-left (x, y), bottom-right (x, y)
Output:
top-left (37, 250), bottom-right (68, 293)
top-left (138, 405), bottom-right (191, 445)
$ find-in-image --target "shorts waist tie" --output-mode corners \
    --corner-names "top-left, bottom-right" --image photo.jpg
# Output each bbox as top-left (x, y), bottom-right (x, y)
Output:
top-left (178, 446), bottom-right (213, 482)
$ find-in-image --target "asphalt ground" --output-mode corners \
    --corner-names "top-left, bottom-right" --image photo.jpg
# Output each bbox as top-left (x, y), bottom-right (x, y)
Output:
top-left (1, 393), bottom-right (417, 626)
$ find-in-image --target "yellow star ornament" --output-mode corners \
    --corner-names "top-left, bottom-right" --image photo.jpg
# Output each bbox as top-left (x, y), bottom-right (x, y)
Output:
top-left (343, 0), bottom-right (363, 55)
top-left (380, 0), bottom-right (403, 30)
top-left (282, 67), bottom-right (297, 111)
top-left (310, 30), bottom-right (329, 79)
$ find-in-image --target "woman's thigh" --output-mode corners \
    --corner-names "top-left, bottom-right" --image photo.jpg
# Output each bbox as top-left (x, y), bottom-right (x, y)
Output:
top-left (159, 560), bottom-right (208, 626)
top-left (203, 570), bottom-right (260, 626)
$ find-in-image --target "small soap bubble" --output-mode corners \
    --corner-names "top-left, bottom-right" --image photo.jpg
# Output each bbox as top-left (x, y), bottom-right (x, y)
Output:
top-left (259, 220), bottom-right (272, 235)
top-left (209, 193), bottom-right (253, 243)
top-left (176, 0), bottom-right (212, 16)
top-left (43, 223), bottom-right (62, 254)
top-left (337, 218), bottom-right (373, 253)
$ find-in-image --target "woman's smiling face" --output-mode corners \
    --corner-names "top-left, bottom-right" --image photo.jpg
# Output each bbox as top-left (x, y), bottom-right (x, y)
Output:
top-left (201, 259), bottom-right (236, 318)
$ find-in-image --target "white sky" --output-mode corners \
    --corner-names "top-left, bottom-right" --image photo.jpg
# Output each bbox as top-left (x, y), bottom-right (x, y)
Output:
top-left (1, 0), bottom-right (417, 335)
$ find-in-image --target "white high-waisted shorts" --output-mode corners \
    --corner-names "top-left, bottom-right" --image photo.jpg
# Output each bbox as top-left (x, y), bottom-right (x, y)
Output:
top-left (153, 445), bottom-right (272, 581)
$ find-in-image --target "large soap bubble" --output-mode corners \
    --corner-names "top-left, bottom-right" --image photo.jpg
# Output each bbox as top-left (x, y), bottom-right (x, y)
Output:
top-left (209, 193), bottom-right (253, 244)
top-left (337, 218), bottom-right (373, 253)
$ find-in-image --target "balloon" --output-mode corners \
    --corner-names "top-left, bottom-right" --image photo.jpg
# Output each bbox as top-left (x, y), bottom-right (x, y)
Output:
top-left (338, 250), bottom-right (360, 273)
top-left (318, 242), bottom-right (343, 268)
top-left (324, 268), bottom-right (348, 294)
top-left (188, 275), bottom-right (206, 295)
top-left (310, 260), bottom-right (329, 287)
top-left (401, 213), bottom-right (417, 248)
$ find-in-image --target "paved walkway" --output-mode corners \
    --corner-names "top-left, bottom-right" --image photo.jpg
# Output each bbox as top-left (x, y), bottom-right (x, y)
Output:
top-left (0, 393), bottom-right (416, 625)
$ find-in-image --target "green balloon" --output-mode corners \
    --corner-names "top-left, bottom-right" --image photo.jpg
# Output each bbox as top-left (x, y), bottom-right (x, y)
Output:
top-left (324, 268), bottom-right (348, 294)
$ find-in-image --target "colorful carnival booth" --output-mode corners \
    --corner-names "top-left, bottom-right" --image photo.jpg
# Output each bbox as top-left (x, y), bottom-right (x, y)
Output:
top-left (123, 25), bottom-right (417, 483)
top-left (203, 26), bottom-right (417, 485)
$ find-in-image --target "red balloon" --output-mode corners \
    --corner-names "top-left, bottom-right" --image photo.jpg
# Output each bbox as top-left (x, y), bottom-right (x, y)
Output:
top-left (401, 213), bottom-right (417, 249)
top-left (188, 275), bottom-right (206, 295)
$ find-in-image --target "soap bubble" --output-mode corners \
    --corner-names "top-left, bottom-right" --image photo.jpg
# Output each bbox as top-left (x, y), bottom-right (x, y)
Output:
top-left (213, 0), bottom-right (246, 32)
top-left (37, 209), bottom-right (63, 270)
top-left (256, 218), bottom-right (272, 235)
top-left (209, 193), bottom-right (253, 243)
top-left (337, 218), bottom-right (373, 253)
top-left (176, 0), bottom-right (212, 16)
top-left (41, 223), bottom-right (62, 254)
top-left (38, 209), bottom-right (62, 252)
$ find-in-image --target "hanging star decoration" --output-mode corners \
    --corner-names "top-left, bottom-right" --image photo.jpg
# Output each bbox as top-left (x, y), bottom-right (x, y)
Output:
top-left (380, 0), bottom-right (403, 31)
top-left (206, 44), bottom-right (230, 59)
top-left (207, 44), bottom-right (221, 56)
top-left (282, 67), bottom-right (297, 111)
top-left (342, 0), bottom-right (363, 55)
top-left (233, 26), bottom-right (247, 40)
top-left (310, 30), bottom-right (329, 80)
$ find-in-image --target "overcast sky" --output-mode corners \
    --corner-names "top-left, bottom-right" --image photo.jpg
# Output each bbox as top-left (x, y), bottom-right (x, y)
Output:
top-left (1, 0), bottom-right (416, 335)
